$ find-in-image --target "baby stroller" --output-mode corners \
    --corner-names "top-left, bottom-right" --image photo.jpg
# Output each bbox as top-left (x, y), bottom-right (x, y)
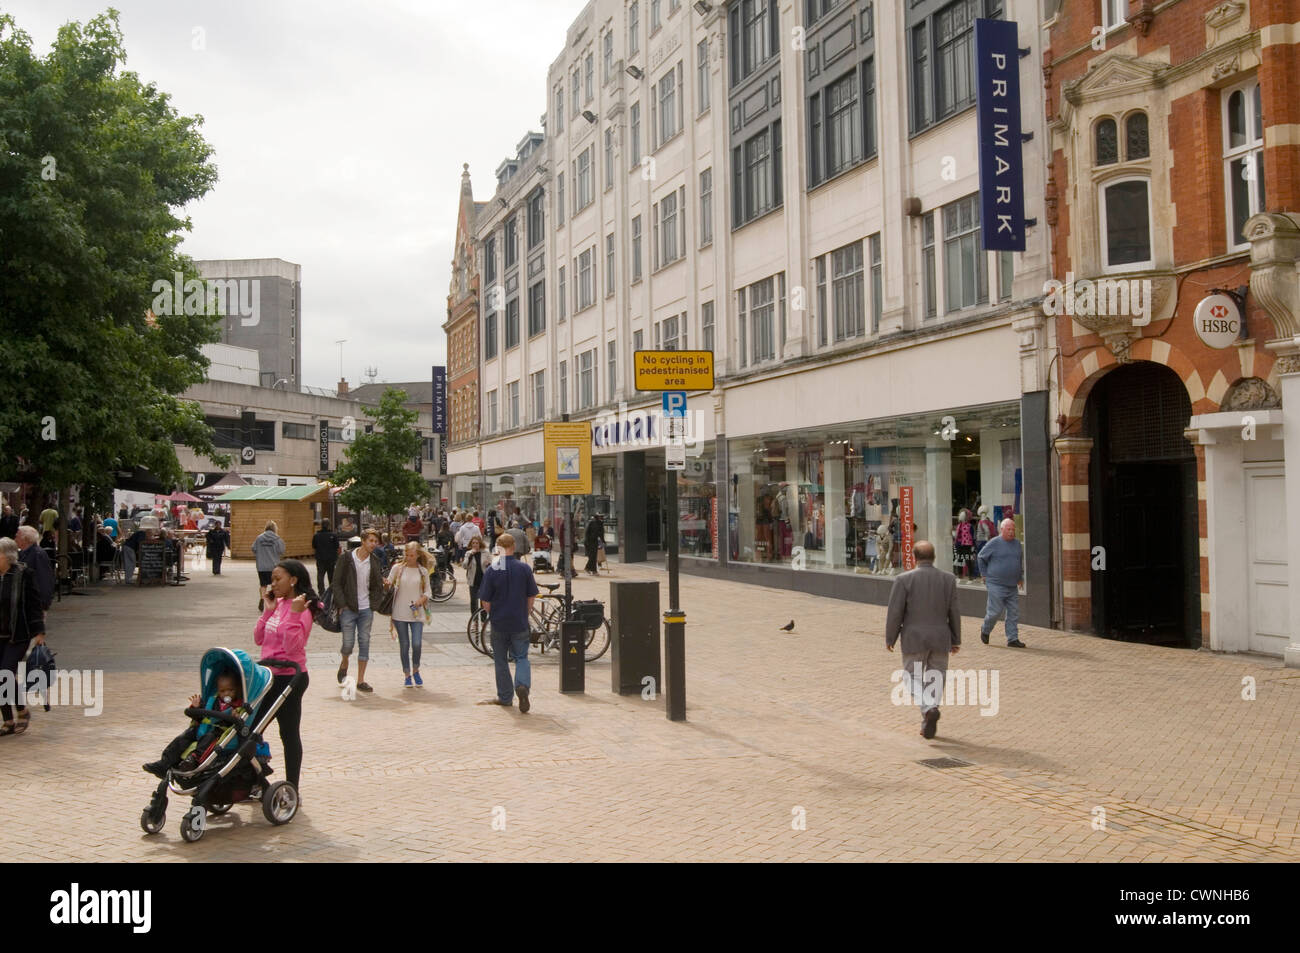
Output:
top-left (139, 647), bottom-right (304, 843)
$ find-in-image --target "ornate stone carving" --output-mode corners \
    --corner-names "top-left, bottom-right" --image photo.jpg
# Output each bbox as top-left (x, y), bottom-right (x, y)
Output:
top-left (1211, 55), bottom-right (1239, 80)
top-left (1245, 213), bottom-right (1300, 340)
top-left (1205, 1), bottom-right (1246, 36)
top-left (1275, 354), bottom-right (1300, 376)
top-left (1221, 377), bottom-right (1281, 410)
top-left (1062, 54), bottom-right (1168, 109)
top-left (1127, 0), bottom-right (1155, 36)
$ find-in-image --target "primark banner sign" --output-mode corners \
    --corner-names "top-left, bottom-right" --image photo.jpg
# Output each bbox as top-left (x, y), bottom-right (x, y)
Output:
top-left (431, 365), bottom-right (447, 435)
top-left (975, 18), bottom-right (1026, 252)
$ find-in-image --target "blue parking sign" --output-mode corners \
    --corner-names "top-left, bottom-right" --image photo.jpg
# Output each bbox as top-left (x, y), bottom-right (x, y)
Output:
top-left (663, 391), bottom-right (687, 417)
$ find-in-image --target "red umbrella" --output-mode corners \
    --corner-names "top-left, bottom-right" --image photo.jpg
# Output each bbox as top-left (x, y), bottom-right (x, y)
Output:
top-left (156, 491), bottom-right (202, 503)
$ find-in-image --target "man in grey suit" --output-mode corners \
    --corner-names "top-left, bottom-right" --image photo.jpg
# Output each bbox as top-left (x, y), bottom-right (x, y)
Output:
top-left (885, 539), bottom-right (961, 739)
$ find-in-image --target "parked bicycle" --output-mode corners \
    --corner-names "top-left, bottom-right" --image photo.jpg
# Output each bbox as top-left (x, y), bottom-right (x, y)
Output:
top-left (425, 545), bottom-right (457, 603)
top-left (467, 582), bottom-right (610, 662)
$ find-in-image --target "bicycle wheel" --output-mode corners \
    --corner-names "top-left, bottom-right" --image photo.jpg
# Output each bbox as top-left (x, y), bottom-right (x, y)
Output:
top-left (467, 610), bottom-right (491, 656)
top-left (431, 569), bottom-right (457, 603)
top-left (583, 617), bottom-right (611, 662)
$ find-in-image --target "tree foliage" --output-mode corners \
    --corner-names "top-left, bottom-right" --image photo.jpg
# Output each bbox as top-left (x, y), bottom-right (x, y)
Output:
top-left (0, 9), bottom-right (229, 494)
top-left (333, 389), bottom-right (428, 518)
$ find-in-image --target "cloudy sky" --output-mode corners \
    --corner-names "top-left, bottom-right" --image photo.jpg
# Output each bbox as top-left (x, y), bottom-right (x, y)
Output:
top-left (7, 0), bottom-right (576, 389)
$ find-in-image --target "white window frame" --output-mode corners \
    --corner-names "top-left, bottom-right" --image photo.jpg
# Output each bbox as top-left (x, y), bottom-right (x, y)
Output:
top-left (507, 380), bottom-right (520, 429)
top-left (604, 127), bottom-right (615, 191)
top-left (1222, 79), bottom-right (1265, 251)
top-left (605, 233), bottom-right (616, 298)
top-left (699, 168), bottom-right (713, 246)
top-left (531, 370), bottom-right (546, 423)
top-left (1098, 175), bottom-right (1154, 273)
top-left (1101, 0), bottom-right (1129, 33)
top-left (632, 215), bottom-right (643, 282)
top-left (697, 39), bottom-right (710, 115)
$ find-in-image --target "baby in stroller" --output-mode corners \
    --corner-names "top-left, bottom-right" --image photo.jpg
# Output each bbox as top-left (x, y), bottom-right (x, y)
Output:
top-left (142, 667), bottom-right (249, 778)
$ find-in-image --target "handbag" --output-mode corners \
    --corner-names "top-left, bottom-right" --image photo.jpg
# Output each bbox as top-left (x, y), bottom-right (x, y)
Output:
top-left (317, 587), bottom-right (343, 633)
top-left (374, 564), bottom-right (397, 616)
top-left (23, 641), bottom-right (56, 712)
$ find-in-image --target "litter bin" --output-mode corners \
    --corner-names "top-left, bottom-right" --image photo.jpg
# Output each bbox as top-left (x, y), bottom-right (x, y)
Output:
top-left (609, 580), bottom-right (660, 696)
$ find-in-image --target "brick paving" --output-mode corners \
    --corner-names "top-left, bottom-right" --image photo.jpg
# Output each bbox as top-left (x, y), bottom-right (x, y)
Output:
top-left (2, 556), bottom-right (1296, 862)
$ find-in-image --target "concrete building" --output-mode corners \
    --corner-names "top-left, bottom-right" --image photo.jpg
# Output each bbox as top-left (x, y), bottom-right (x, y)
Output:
top-left (194, 258), bottom-right (303, 391)
top-left (1044, 0), bottom-right (1300, 663)
top-left (178, 350), bottom-right (443, 497)
top-left (447, 0), bottom-right (1055, 620)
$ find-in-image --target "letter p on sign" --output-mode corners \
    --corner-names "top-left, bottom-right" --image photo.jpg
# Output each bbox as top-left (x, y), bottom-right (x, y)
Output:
top-left (662, 392), bottom-right (687, 417)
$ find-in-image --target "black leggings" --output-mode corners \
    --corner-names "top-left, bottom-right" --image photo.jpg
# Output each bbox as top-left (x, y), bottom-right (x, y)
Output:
top-left (0, 640), bottom-right (30, 722)
top-left (255, 671), bottom-right (309, 789)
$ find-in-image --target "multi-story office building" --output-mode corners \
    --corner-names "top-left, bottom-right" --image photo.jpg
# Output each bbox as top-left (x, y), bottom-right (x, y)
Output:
top-left (194, 258), bottom-right (303, 391)
top-left (1045, 0), bottom-right (1300, 663)
top-left (447, 0), bottom-right (1055, 620)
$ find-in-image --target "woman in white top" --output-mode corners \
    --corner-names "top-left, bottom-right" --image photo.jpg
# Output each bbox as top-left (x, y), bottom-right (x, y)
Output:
top-left (385, 542), bottom-right (432, 687)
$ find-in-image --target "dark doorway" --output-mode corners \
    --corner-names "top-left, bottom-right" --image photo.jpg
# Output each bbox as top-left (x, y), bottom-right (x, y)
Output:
top-left (1085, 362), bottom-right (1200, 647)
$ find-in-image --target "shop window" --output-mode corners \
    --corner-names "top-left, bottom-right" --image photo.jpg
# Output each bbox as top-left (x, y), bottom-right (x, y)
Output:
top-left (726, 403), bottom-right (1023, 584)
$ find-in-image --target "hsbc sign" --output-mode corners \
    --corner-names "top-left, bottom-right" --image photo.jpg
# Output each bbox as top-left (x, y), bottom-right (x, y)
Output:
top-left (1193, 294), bottom-right (1242, 349)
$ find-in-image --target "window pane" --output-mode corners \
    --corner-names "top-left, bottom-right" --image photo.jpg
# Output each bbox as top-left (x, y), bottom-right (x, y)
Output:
top-left (1125, 112), bottom-right (1148, 160)
top-left (1252, 83), bottom-right (1262, 141)
top-left (1230, 158), bottom-right (1251, 243)
top-left (1095, 118), bottom-right (1118, 165)
top-left (1105, 180), bottom-right (1151, 265)
top-left (1228, 90), bottom-right (1246, 149)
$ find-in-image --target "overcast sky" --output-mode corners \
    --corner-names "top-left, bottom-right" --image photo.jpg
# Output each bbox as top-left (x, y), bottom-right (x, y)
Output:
top-left (7, 0), bottom-right (575, 389)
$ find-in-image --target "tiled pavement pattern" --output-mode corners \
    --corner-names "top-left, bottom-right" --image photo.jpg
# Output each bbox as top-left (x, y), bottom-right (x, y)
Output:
top-left (3, 557), bottom-right (1297, 862)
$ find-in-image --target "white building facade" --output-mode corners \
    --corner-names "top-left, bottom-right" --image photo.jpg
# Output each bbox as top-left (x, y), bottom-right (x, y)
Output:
top-left (447, 0), bottom-right (1056, 620)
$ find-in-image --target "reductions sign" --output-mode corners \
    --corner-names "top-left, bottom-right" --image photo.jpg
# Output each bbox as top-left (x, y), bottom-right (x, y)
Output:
top-left (975, 18), bottom-right (1026, 252)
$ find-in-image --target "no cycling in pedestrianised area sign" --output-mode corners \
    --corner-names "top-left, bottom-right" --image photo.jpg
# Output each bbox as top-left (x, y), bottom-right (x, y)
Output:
top-left (633, 350), bottom-right (715, 391)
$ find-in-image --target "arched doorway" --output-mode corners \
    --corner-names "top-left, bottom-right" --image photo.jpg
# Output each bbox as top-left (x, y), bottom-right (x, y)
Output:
top-left (1084, 361), bottom-right (1200, 647)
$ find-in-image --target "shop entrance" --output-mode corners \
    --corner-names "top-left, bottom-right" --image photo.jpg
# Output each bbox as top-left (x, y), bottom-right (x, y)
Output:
top-left (1085, 362), bottom-right (1199, 647)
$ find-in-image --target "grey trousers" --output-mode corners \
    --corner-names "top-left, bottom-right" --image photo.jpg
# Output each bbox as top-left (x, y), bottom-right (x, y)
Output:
top-left (901, 649), bottom-right (950, 715)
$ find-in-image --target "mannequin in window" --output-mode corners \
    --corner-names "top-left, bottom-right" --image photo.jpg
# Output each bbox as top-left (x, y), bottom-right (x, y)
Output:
top-left (973, 504), bottom-right (996, 579)
top-left (755, 492), bottom-right (773, 562)
top-left (953, 507), bottom-right (975, 578)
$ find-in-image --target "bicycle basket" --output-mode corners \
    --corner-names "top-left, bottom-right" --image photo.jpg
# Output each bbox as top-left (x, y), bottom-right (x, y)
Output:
top-left (572, 599), bottom-right (605, 630)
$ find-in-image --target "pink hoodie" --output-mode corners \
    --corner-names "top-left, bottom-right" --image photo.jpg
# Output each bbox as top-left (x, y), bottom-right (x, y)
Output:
top-left (254, 598), bottom-right (314, 676)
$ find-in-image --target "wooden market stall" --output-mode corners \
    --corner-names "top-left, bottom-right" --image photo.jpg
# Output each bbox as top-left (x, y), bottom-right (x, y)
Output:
top-left (212, 483), bottom-right (332, 560)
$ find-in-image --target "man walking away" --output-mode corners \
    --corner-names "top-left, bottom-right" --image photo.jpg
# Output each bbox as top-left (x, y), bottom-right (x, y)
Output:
top-left (977, 519), bottom-right (1025, 647)
top-left (252, 521), bottom-right (285, 606)
top-left (312, 519), bottom-right (339, 593)
top-left (885, 539), bottom-right (961, 739)
top-left (477, 534), bottom-right (538, 712)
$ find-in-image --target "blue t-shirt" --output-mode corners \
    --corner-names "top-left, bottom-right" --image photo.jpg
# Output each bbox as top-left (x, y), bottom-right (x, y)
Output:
top-left (477, 557), bottom-right (538, 635)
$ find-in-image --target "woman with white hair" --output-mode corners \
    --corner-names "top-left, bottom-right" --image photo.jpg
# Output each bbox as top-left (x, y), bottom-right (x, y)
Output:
top-left (252, 520), bottom-right (285, 608)
top-left (0, 537), bottom-right (46, 736)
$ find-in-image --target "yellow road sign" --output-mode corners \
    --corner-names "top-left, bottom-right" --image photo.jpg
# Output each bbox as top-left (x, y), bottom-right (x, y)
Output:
top-left (633, 350), bottom-right (714, 391)
top-left (544, 421), bottom-right (592, 495)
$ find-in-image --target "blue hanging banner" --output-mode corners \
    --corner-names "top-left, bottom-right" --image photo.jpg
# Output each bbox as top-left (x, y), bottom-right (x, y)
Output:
top-left (975, 18), bottom-right (1026, 252)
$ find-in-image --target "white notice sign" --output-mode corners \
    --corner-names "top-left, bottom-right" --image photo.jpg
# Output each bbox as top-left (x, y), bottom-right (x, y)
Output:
top-left (666, 443), bottom-right (686, 470)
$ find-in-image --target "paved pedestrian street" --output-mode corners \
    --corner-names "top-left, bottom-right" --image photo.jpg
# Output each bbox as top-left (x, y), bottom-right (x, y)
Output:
top-left (4, 560), bottom-right (1297, 863)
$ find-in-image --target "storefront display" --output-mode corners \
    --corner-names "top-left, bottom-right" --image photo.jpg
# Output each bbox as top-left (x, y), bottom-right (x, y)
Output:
top-left (727, 402), bottom-right (1023, 589)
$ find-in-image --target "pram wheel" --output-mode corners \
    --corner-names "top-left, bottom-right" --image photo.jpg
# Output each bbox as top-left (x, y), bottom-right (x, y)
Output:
top-left (139, 808), bottom-right (165, 835)
top-left (180, 806), bottom-right (206, 843)
top-left (208, 803), bottom-right (232, 816)
top-left (262, 780), bottom-right (298, 825)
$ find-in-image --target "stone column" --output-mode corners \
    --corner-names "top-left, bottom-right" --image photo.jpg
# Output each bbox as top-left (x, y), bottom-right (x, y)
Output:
top-left (1274, 354), bottom-right (1300, 667)
top-left (925, 441), bottom-right (953, 573)
top-left (1054, 437), bottom-right (1094, 631)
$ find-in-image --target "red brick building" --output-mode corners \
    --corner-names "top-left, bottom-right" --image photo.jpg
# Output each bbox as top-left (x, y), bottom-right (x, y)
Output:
top-left (444, 164), bottom-right (485, 508)
top-left (1044, 0), bottom-right (1300, 662)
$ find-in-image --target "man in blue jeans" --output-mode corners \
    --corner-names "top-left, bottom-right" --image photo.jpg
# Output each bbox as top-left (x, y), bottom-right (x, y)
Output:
top-left (335, 528), bottom-right (385, 692)
top-left (477, 533), bottom-right (538, 712)
top-left (976, 518), bottom-right (1026, 647)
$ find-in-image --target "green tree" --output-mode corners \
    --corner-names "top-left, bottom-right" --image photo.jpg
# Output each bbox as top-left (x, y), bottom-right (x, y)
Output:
top-left (0, 9), bottom-right (229, 501)
top-left (333, 389), bottom-right (428, 518)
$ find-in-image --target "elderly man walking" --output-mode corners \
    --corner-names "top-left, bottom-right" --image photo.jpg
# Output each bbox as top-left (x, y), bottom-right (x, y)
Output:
top-left (976, 518), bottom-right (1025, 647)
top-left (885, 539), bottom-right (961, 739)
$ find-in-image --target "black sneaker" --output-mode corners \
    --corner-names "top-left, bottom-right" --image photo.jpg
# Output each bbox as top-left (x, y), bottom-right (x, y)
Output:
top-left (1007, 640), bottom-right (1026, 648)
top-left (981, 631), bottom-right (990, 645)
top-left (142, 761), bottom-right (168, 779)
top-left (921, 709), bottom-right (940, 739)
top-left (516, 684), bottom-right (530, 713)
